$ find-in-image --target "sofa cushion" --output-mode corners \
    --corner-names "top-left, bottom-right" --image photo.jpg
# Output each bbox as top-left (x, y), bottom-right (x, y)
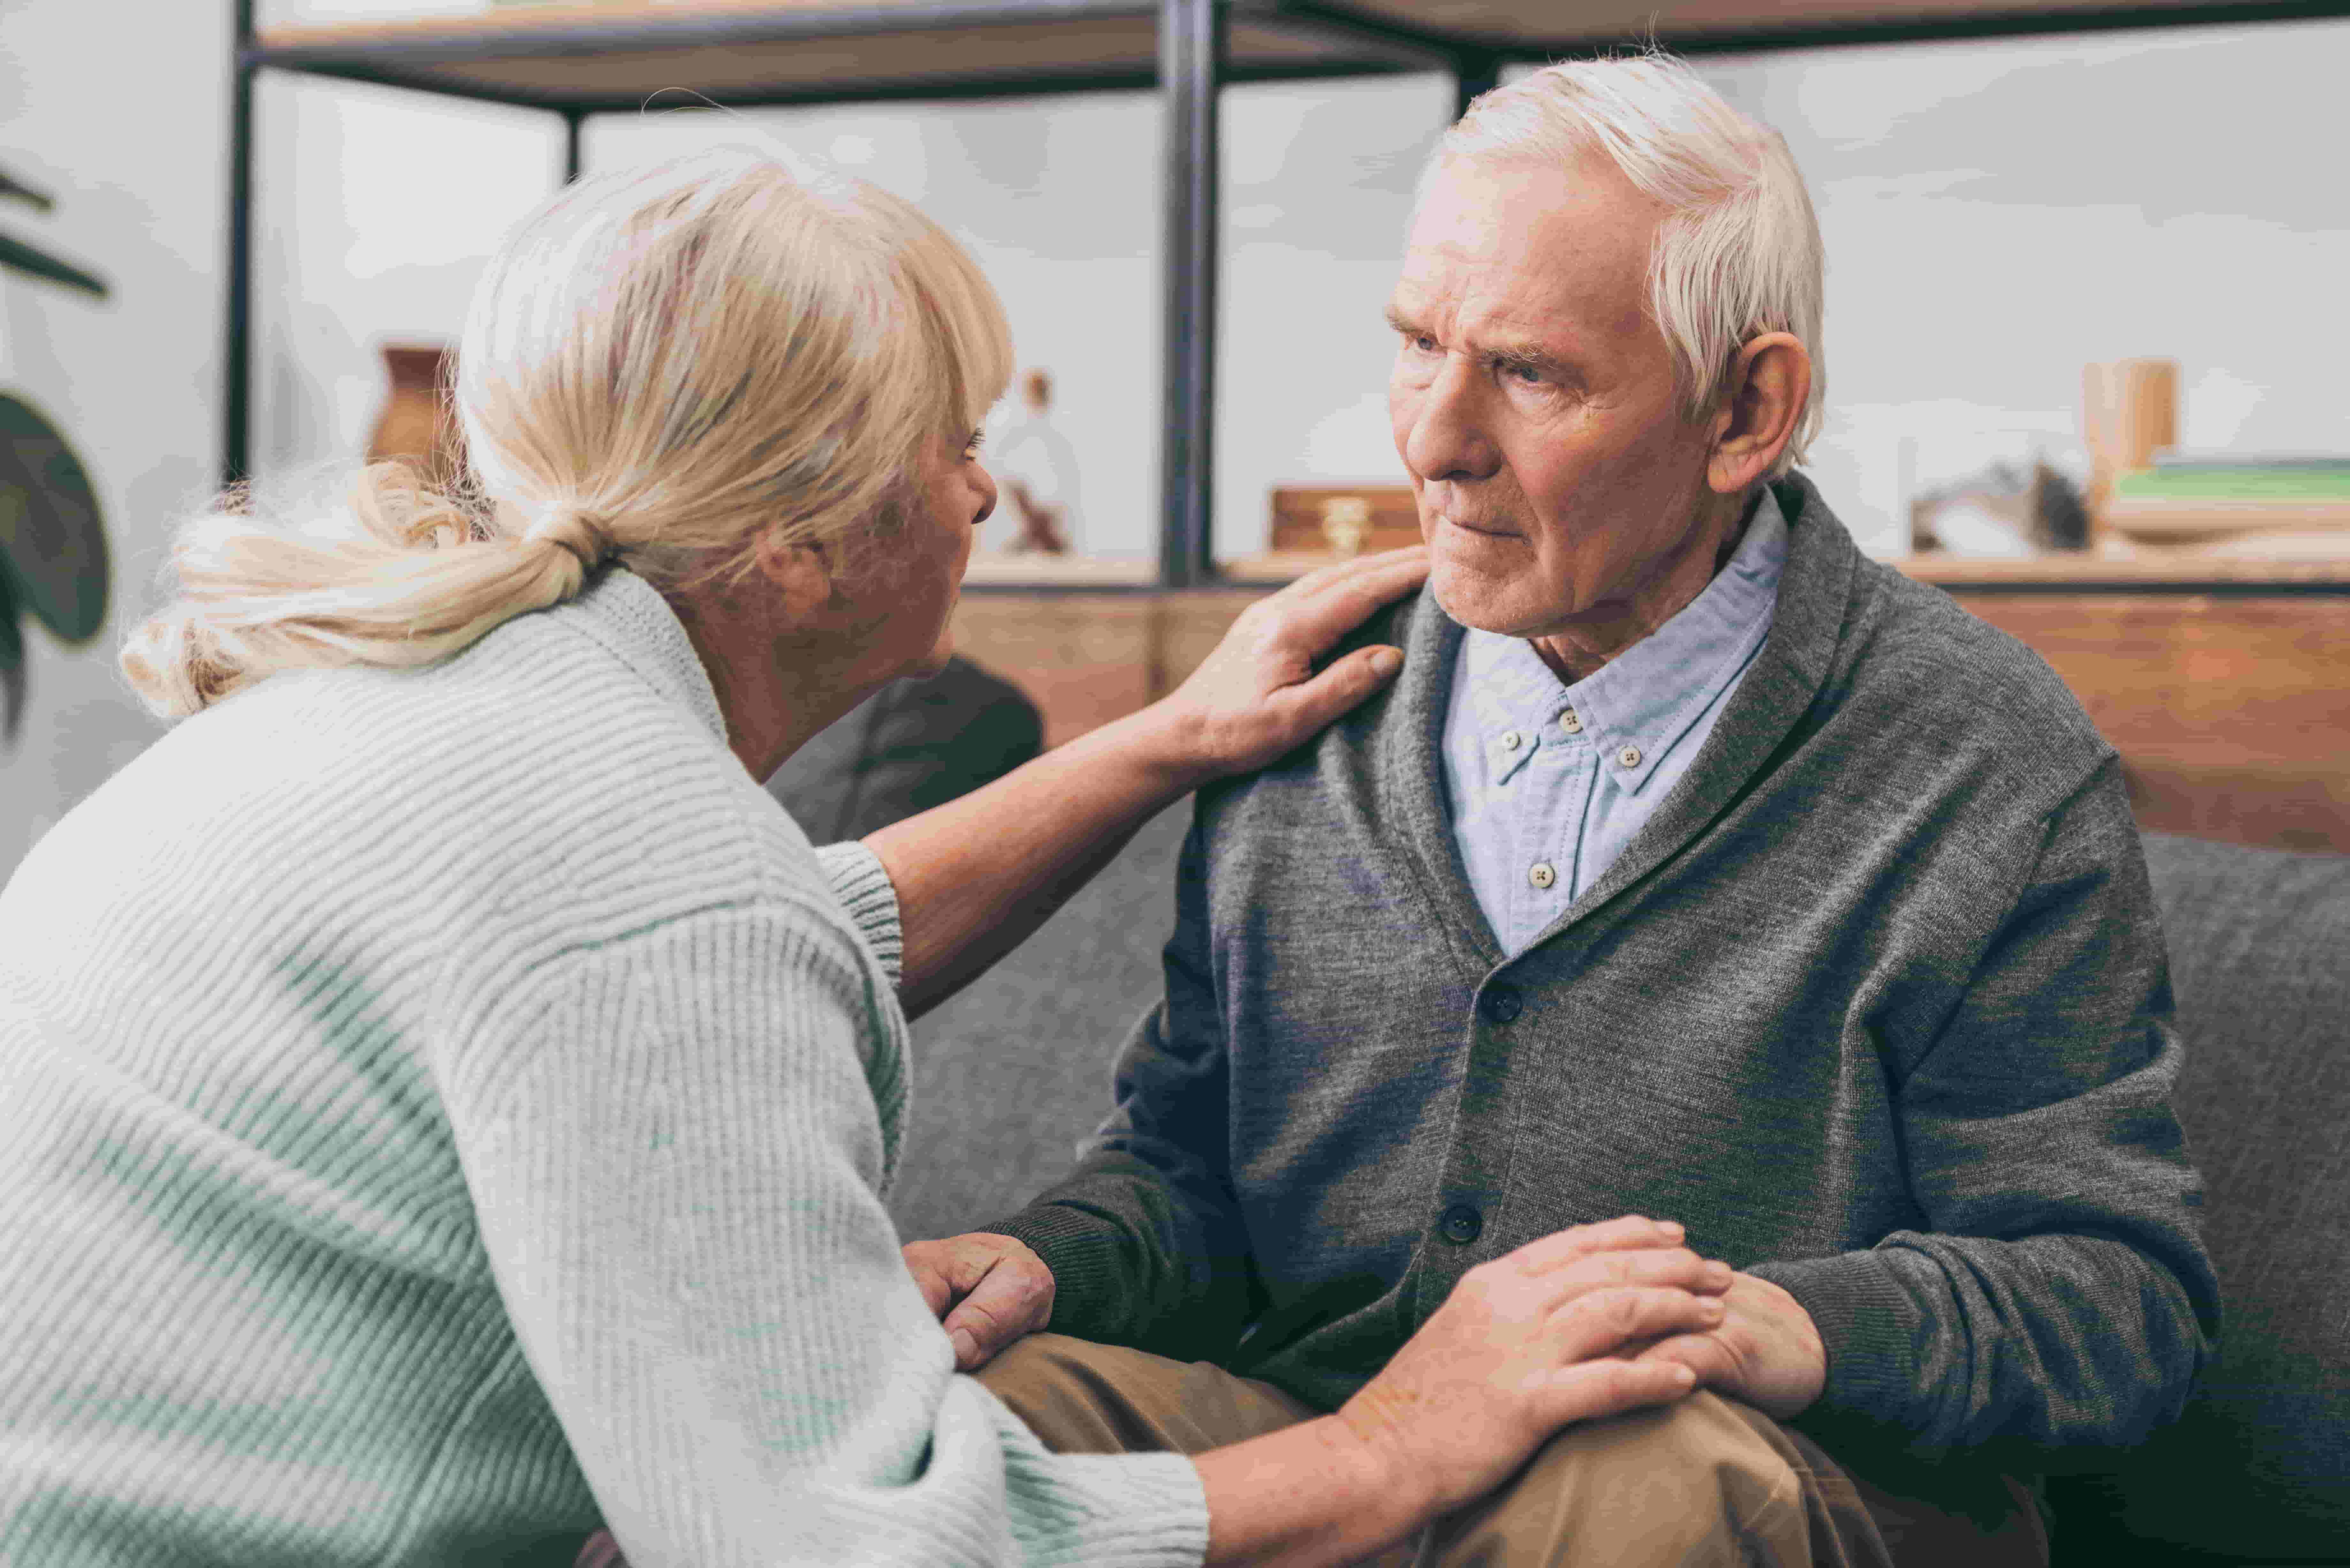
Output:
top-left (767, 656), bottom-right (1042, 842)
top-left (2047, 833), bottom-right (2350, 1563)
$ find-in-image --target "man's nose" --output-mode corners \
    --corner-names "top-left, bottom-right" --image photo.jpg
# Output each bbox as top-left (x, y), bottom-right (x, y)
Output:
top-left (1399, 356), bottom-right (1499, 485)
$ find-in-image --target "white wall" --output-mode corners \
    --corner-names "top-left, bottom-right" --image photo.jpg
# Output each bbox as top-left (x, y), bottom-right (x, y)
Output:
top-left (0, 0), bottom-right (233, 873)
top-left (248, 68), bottom-right (1456, 565)
top-left (5, 0), bottom-right (2348, 879)
top-left (1695, 21), bottom-right (2350, 545)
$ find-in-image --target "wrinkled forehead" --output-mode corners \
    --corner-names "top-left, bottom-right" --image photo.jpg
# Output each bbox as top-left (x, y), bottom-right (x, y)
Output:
top-left (1393, 154), bottom-right (1662, 347)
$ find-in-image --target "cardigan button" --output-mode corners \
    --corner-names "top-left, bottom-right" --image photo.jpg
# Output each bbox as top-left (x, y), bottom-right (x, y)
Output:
top-left (1439, 1204), bottom-right (1484, 1245)
top-left (1479, 983), bottom-right (1523, 1023)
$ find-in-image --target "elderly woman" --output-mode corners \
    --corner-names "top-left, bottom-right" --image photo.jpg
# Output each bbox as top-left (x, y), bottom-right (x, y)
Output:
top-left (0, 149), bottom-right (1728, 1566)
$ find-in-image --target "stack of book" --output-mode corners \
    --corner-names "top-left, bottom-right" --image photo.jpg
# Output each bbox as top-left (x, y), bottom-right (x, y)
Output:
top-left (2105, 455), bottom-right (2350, 556)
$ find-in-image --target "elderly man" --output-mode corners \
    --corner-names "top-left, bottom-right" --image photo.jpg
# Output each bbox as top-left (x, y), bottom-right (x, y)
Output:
top-left (908, 54), bottom-right (2216, 1567)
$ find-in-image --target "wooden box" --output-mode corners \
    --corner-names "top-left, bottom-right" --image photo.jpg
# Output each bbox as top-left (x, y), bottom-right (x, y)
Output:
top-left (1269, 485), bottom-right (1420, 557)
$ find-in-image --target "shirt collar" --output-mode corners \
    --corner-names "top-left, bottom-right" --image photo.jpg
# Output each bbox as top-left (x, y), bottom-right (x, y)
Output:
top-left (1456, 487), bottom-right (1789, 795)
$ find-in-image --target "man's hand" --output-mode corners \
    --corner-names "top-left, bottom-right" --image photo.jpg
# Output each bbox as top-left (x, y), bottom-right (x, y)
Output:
top-left (901, 1233), bottom-right (1054, 1371)
top-left (1632, 1270), bottom-right (1825, 1418)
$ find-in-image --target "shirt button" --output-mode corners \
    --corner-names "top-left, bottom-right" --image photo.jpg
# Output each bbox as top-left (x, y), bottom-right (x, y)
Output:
top-left (1499, 729), bottom-right (1523, 751)
top-left (1439, 1204), bottom-right (1483, 1245)
top-left (1527, 861), bottom-right (1556, 890)
top-left (1478, 983), bottom-right (1522, 1023)
top-left (1559, 709), bottom-right (1583, 735)
top-left (1617, 744), bottom-right (1642, 769)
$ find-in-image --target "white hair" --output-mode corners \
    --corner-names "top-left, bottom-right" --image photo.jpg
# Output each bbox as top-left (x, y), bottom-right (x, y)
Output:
top-left (124, 145), bottom-right (1012, 718)
top-left (1433, 53), bottom-right (1825, 473)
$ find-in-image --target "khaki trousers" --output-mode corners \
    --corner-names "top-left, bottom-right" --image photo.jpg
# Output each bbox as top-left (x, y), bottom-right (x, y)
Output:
top-left (978, 1333), bottom-right (2050, 1568)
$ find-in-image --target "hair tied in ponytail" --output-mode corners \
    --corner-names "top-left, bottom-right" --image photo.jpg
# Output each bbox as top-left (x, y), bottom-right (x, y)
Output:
top-left (524, 508), bottom-right (613, 573)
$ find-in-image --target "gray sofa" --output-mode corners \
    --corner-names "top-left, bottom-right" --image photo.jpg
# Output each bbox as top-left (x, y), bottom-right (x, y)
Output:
top-left (887, 810), bottom-right (2350, 1565)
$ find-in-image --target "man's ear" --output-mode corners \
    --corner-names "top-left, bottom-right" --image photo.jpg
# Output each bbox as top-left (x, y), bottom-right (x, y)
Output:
top-left (1706, 333), bottom-right (1813, 496)
top-left (747, 528), bottom-right (836, 623)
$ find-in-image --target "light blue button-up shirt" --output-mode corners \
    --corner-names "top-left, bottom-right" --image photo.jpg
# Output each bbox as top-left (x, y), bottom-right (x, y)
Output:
top-left (1441, 490), bottom-right (1789, 956)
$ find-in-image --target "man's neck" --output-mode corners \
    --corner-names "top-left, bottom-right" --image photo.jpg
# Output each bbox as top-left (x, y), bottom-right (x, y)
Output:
top-left (1528, 489), bottom-right (1759, 686)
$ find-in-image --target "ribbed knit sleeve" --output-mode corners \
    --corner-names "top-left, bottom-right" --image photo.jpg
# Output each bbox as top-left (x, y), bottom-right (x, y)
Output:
top-left (442, 899), bottom-right (1207, 1568)
top-left (816, 841), bottom-right (903, 990)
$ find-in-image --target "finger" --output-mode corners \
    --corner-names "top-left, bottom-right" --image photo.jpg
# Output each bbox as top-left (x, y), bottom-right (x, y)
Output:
top-left (1270, 554), bottom-right (1431, 652)
top-left (1546, 1248), bottom-right (1736, 1299)
top-left (1547, 1285), bottom-right (1727, 1363)
top-left (1259, 643), bottom-right (1405, 730)
top-left (1538, 1357), bottom-right (1699, 1427)
top-left (1504, 1216), bottom-right (1686, 1274)
top-left (900, 1246), bottom-right (955, 1319)
top-left (1276, 543), bottom-right (1430, 600)
top-left (940, 1259), bottom-right (1052, 1371)
top-left (1245, 549), bottom-right (1429, 652)
top-left (1630, 1333), bottom-right (1736, 1383)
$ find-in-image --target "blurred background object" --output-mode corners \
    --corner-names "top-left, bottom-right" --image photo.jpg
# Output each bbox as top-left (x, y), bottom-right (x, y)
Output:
top-left (1909, 457), bottom-right (2090, 556)
top-left (2105, 450), bottom-right (2350, 558)
top-left (985, 367), bottom-right (1080, 557)
top-left (2080, 354), bottom-right (2350, 558)
top-left (1252, 483), bottom-right (1418, 574)
top-left (2081, 355), bottom-right (2180, 536)
top-left (0, 158), bottom-right (111, 746)
top-left (364, 341), bottom-right (467, 487)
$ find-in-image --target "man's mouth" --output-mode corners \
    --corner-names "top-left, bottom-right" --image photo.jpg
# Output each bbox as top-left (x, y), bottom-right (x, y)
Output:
top-left (1439, 513), bottom-right (1518, 539)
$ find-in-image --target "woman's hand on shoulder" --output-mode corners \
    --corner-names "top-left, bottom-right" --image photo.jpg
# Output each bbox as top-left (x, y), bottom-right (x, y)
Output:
top-left (1146, 547), bottom-right (1428, 786)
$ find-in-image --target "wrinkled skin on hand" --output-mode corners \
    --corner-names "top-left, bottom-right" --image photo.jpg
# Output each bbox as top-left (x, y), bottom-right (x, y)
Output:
top-left (1332, 1215), bottom-right (1736, 1517)
top-left (1141, 547), bottom-right (1429, 786)
top-left (901, 1232), bottom-right (1055, 1371)
top-left (1631, 1268), bottom-right (1826, 1419)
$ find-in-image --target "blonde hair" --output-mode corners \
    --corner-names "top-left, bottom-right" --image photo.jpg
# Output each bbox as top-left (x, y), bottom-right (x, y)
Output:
top-left (124, 145), bottom-right (1013, 717)
top-left (1435, 53), bottom-right (1825, 473)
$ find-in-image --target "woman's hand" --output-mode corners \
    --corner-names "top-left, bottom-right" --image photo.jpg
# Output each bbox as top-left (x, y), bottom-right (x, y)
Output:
top-left (1331, 1215), bottom-right (1731, 1522)
top-left (901, 1233), bottom-right (1054, 1371)
top-left (868, 546), bottom-right (1426, 1021)
top-left (1142, 547), bottom-right (1429, 787)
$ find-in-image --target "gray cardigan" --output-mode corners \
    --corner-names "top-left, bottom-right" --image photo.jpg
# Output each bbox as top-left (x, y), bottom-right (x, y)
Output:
top-left (991, 475), bottom-right (2218, 1466)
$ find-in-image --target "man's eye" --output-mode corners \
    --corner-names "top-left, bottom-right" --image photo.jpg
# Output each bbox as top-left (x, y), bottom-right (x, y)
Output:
top-left (1505, 364), bottom-right (1544, 384)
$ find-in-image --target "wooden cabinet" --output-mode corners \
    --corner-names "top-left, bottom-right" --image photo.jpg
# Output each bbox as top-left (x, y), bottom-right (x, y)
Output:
top-left (955, 561), bottom-right (2350, 851)
top-left (1945, 592), bottom-right (2347, 851)
top-left (950, 591), bottom-right (1257, 750)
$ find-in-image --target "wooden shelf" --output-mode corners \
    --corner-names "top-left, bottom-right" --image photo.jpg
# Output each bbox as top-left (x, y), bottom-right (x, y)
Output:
top-left (1889, 551), bottom-right (2350, 589)
top-left (250, 1), bottom-right (1439, 109)
top-left (1222, 548), bottom-right (2350, 591)
top-left (248, 0), bottom-right (2337, 111)
top-left (1339, 0), bottom-right (2304, 50)
top-left (960, 552), bottom-right (1158, 590)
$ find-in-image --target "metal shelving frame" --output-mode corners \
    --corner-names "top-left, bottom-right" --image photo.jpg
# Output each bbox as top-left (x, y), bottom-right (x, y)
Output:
top-left (224, 0), bottom-right (2350, 588)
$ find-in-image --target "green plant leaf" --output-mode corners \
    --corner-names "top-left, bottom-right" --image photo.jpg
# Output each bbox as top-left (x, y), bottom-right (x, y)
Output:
top-left (0, 162), bottom-right (55, 213)
top-left (0, 557), bottom-right (24, 743)
top-left (0, 228), bottom-right (107, 298)
top-left (0, 393), bottom-right (110, 642)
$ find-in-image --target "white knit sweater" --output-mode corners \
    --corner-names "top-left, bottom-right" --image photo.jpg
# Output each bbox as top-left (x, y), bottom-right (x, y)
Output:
top-left (0, 569), bottom-right (1208, 1566)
